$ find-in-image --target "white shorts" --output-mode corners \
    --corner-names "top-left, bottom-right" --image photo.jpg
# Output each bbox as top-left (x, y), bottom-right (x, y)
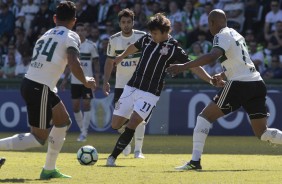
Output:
top-left (113, 85), bottom-right (159, 121)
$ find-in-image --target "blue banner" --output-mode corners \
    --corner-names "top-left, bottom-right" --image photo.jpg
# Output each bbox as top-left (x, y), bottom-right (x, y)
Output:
top-left (0, 89), bottom-right (281, 136)
top-left (168, 90), bottom-right (282, 135)
top-left (0, 89), bottom-right (116, 133)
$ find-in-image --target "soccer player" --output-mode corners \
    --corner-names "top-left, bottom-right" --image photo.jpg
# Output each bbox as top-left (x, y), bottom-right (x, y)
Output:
top-left (61, 22), bottom-right (100, 142)
top-left (0, 1), bottom-right (96, 179)
top-left (103, 9), bottom-right (147, 159)
top-left (106, 13), bottom-right (215, 166)
top-left (0, 157), bottom-right (5, 168)
top-left (166, 9), bottom-right (282, 171)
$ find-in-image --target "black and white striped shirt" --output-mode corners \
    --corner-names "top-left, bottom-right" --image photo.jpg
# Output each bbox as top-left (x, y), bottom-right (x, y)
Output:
top-left (127, 34), bottom-right (190, 96)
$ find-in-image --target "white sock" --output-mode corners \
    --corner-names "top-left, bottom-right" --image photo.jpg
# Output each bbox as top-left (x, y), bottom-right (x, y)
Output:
top-left (44, 125), bottom-right (67, 170)
top-left (0, 133), bottom-right (43, 150)
top-left (134, 122), bottom-right (145, 152)
top-left (81, 111), bottom-right (91, 136)
top-left (191, 116), bottom-right (211, 161)
top-left (74, 111), bottom-right (83, 132)
top-left (261, 128), bottom-right (282, 144)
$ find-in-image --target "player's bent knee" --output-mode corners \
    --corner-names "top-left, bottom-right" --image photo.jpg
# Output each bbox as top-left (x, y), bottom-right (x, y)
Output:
top-left (111, 123), bottom-right (121, 130)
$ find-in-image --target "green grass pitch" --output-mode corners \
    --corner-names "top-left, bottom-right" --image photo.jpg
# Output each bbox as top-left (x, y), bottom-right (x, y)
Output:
top-left (1, 132), bottom-right (282, 184)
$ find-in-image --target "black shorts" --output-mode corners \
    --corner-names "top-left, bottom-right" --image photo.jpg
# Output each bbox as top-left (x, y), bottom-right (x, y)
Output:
top-left (114, 88), bottom-right (123, 104)
top-left (213, 80), bottom-right (268, 119)
top-left (20, 78), bottom-right (61, 129)
top-left (71, 84), bottom-right (93, 99)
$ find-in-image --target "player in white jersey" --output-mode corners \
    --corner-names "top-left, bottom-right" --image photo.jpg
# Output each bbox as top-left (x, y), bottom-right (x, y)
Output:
top-left (61, 22), bottom-right (100, 142)
top-left (103, 9), bottom-right (146, 159)
top-left (167, 9), bottom-right (282, 171)
top-left (0, 1), bottom-right (96, 179)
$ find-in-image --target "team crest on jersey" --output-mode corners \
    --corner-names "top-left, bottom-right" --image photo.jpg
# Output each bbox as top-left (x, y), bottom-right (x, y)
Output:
top-left (127, 42), bottom-right (131, 45)
top-left (160, 46), bottom-right (169, 55)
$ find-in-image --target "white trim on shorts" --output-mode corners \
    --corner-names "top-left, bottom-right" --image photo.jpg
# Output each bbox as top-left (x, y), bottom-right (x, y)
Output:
top-left (40, 85), bottom-right (48, 129)
top-left (217, 80), bottom-right (233, 108)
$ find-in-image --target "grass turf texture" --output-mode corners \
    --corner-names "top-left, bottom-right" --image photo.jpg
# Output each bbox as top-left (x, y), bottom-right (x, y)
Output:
top-left (0, 133), bottom-right (282, 184)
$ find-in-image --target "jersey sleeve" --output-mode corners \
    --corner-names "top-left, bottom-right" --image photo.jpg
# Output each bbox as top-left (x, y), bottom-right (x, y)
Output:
top-left (107, 37), bottom-right (116, 58)
top-left (173, 46), bottom-right (190, 63)
top-left (66, 31), bottom-right (80, 53)
top-left (213, 33), bottom-right (231, 53)
top-left (134, 34), bottom-right (147, 50)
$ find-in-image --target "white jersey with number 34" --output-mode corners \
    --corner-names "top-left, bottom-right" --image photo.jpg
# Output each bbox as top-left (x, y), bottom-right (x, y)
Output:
top-left (25, 26), bottom-right (80, 92)
top-left (213, 27), bottom-right (262, 81)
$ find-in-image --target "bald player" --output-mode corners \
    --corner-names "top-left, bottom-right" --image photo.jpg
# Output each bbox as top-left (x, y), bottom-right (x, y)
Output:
top-left (167, 9), bottom-right (282, 171)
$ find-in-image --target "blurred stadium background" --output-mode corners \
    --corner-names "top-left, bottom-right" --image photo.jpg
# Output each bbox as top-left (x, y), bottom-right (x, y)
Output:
top-left (0, 0), bottom-right (282, 136)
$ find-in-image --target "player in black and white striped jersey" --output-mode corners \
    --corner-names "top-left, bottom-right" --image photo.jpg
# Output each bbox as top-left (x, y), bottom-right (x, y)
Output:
top-left (106, 13), bottom-right (216, 167)
top-left (103, 9), bottom-right (147, 159)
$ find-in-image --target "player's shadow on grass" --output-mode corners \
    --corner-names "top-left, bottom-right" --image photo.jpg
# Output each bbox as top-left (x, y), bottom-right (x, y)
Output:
top-left (0, 178), bottom-right (39, 183)
top-left (164, 169), bottom-right (278, 173)
top-left (200, 169), bottom-right (278, 172)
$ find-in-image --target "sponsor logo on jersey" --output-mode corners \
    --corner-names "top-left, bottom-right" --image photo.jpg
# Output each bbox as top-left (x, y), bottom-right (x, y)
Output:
top-left (44, 30), bottom-right (64, 36)
top-left (120, 61), bottom-right (137, 67)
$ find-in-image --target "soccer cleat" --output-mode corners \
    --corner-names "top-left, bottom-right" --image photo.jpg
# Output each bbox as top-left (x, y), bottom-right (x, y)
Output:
top-left (40, 168), bottom-right (71, 179)
top-left (175, 160), bottom-right (202, 171)
top-left (106, 156), bottom-right (116, 167)
top-left (134, 151), bottom-right (145, 159)
top-left (0, 157), bottom-right (6, 168)
top-left (122, 144), bottom-right (131, 156)
top-left (77, 134), bottom-right (87, 142)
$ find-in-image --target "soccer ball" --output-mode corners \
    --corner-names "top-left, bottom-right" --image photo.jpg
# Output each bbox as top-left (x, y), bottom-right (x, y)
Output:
top-left (77, 145), bottom-right (98, 165)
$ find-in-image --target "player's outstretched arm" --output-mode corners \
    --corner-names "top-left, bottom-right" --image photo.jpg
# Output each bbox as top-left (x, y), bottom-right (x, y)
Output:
top-left (92, 58), bottom-right (100, 89)
top-left (67, 47), bottom-right (96, 90)
top-left (60, 66), bottom-right (70, 91)
top-left (103, 57), bottom-right (115, 96)
top-left (114, 44), bottom-right (138, 65)
top-left (166, 48), bottom-right (223, 76)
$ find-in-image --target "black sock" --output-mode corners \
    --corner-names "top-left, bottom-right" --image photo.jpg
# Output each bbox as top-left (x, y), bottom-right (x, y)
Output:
top-left (111, 127), bottom-right (135, 159)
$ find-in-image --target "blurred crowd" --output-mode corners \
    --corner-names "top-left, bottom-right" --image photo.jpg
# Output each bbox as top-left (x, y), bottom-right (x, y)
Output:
top-left (0, 0), bottom-right (281, 80)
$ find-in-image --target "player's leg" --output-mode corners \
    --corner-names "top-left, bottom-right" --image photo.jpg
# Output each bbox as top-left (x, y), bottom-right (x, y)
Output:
top-left (0, 157), bottom-right (5, 168)
top-left (71, 84), bottom-right (84, 141)
top-left (176, 81), bottom-right (238, 171)
top-left (72, 99), bottom-right (83, 133)
top-left (78, 87), bottom-right (93, 142)
top-left (113, 88), bottom-right (132, 156)
top-left (40, 93), bottom-right (71, 179)
top-left (107, 112), bottom-right (142, 166)
top-left (107, 87), bottom-right (157, 166)
top-left (243, 81), bottom-right (282, 144)
top-left (0, 127), bottom-right (46, 150)
top-left (0, 78), bottom-right (47, 150)
top-left (134, 121), bottom-right (146, 158)
top-left (175, 101), bottom-right (224, 171)
top-left (251, 112), bottom-right (282, 143)
top-left (120, 120), bottom-right (132, 157)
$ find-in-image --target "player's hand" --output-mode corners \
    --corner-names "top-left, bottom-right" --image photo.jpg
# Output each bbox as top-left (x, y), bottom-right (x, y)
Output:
top-left (103, 82), bottom-right (110, 96)
top-left (84, 76), bottom-right (96, 90)
top-left (166, 64), bottom-right (186, 77)
top-left (113, 55), bottom-right (124, 65)
top-left (210, 73), bottom-right (225, 88)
